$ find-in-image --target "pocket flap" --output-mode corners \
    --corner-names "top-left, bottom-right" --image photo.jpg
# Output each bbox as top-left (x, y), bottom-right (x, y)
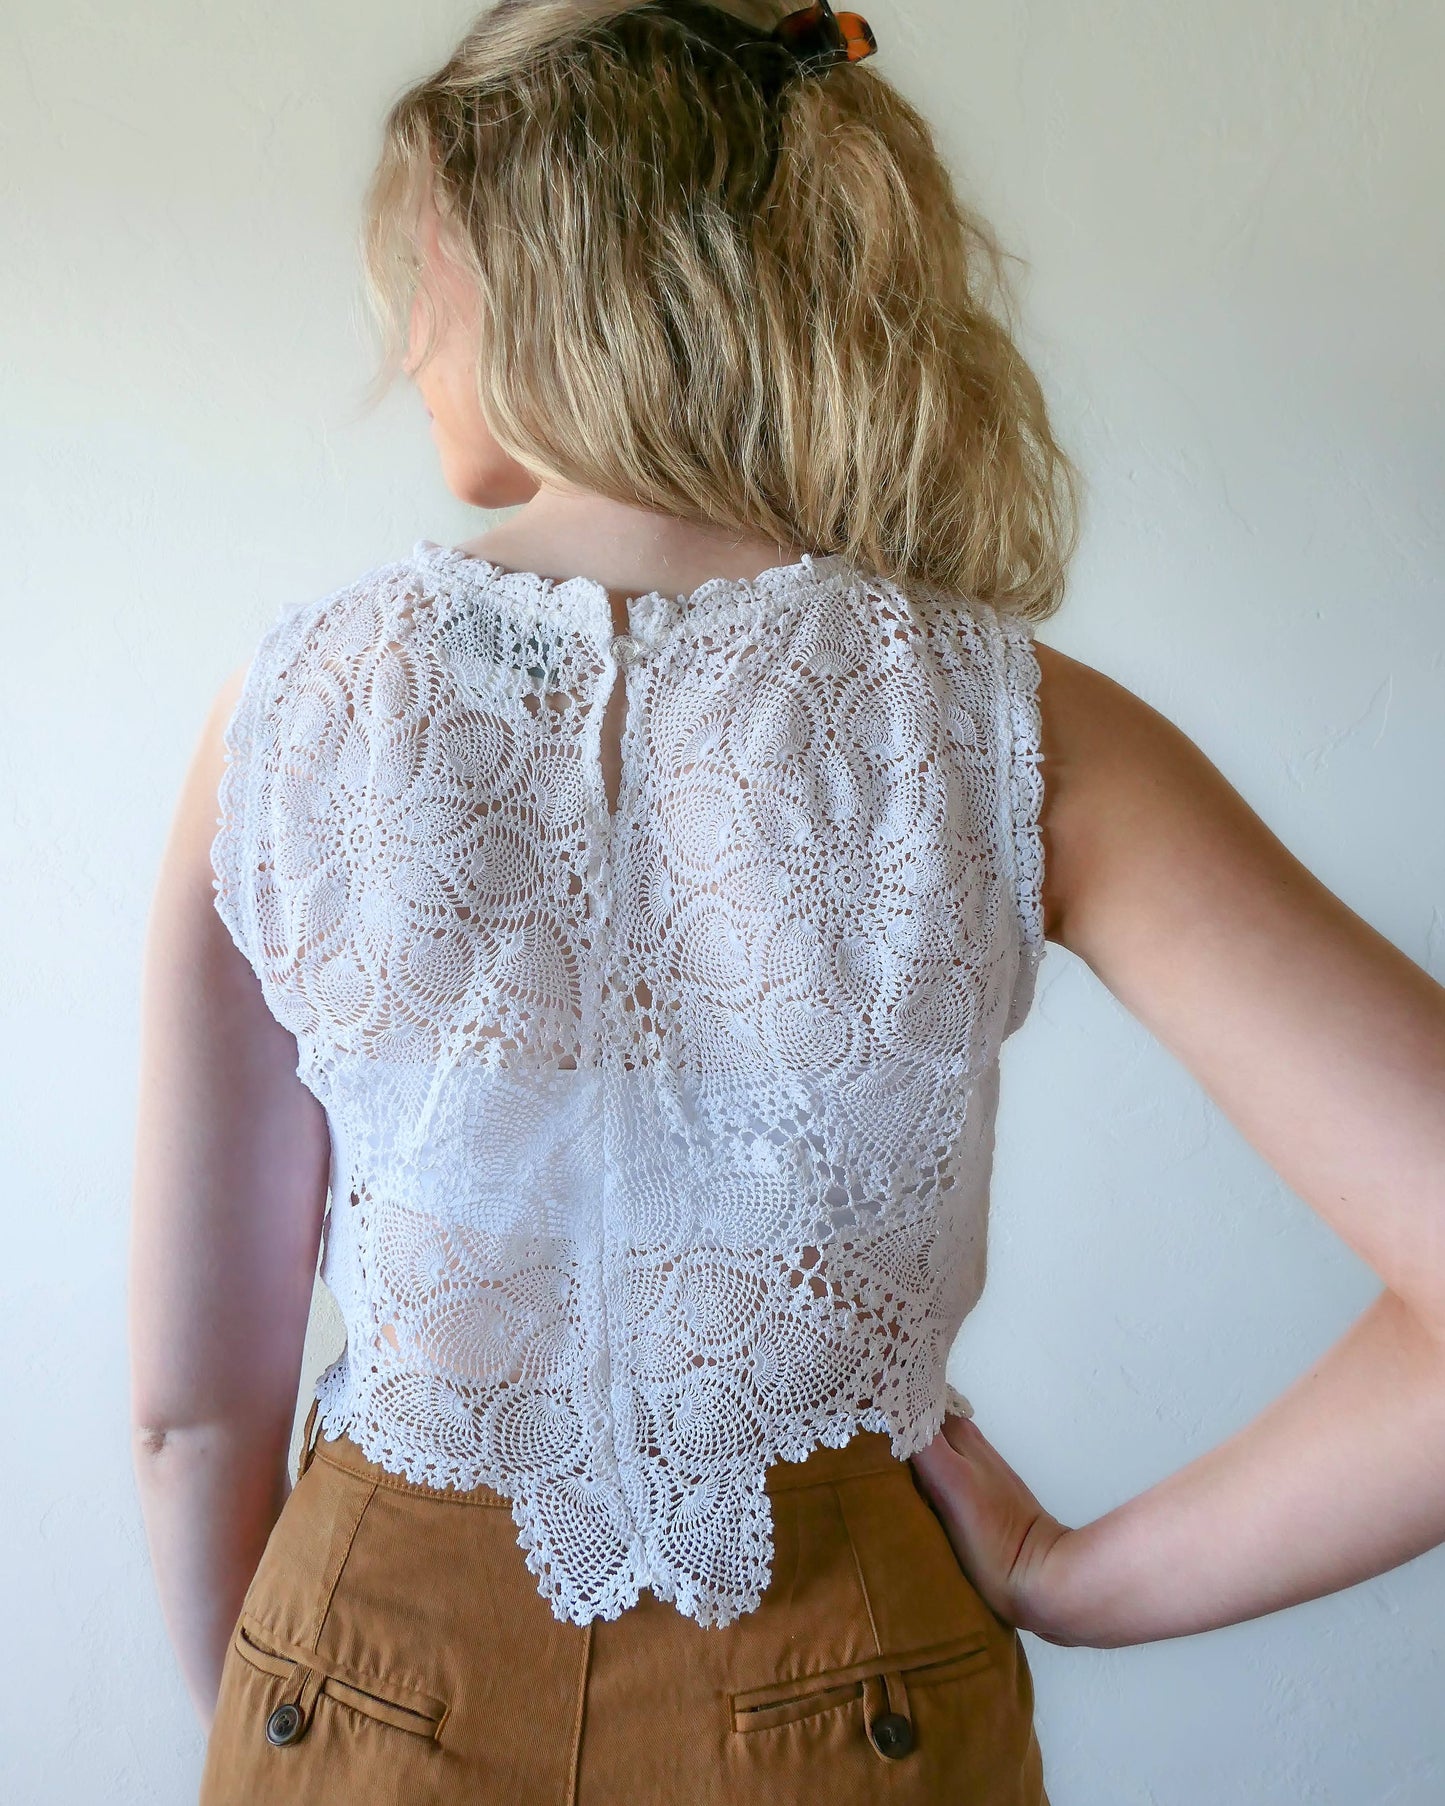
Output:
top-left (233, 1614), bottom-right (448, 1739)
top-left (730, 1634), bottom-right (992, 1733)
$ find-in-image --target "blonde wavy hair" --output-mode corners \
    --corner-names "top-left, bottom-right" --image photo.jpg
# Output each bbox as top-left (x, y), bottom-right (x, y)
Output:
top-left (361, 0), bottom-right (1079, 619)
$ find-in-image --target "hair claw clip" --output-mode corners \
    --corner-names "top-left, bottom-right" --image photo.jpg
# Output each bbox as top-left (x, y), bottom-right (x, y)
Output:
top-left (771, 0), bottom-right (878, 70)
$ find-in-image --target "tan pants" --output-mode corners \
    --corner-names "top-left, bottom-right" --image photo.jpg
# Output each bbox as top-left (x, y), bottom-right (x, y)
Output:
top-left (199, 1398), bottom-right (1050, 1803)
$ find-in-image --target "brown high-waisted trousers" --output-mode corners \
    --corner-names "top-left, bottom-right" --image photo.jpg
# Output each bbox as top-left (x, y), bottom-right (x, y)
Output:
top-left (199, 1399), bottom-right (1050, 1804)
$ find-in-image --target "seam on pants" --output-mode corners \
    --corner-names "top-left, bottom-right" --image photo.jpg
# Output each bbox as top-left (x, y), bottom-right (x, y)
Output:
top-left (306, 1477), bottom-right (380, 1654)
top-left (297, 1395), bottom-right (321, 1477)
top-left (835, 1483), bottom-right (883, 1660)
top-left (310, 1444), bottom-right (512, 1507)
top-left (566, 1618), bottom-right (593, 1806)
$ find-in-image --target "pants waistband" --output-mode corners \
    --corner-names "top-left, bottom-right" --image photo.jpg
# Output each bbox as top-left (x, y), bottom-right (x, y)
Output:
top-left (296, 1396), bottom-right (906, 1504)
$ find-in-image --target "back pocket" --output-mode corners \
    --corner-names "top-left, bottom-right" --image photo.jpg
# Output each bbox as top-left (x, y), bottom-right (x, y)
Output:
top-left (731, 1635), bottom-right (993, 1761)
top-left (231, 1612), bottom-right (448, 1747)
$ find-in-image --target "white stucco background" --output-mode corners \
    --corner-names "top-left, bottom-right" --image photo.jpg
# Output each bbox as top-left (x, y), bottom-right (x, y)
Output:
top-left (3, 2), bottom-right (1441, 1800)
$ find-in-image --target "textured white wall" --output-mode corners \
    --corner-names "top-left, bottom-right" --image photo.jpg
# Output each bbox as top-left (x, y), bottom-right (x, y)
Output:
top-left (2, 2), bottom-right (1441, 1800)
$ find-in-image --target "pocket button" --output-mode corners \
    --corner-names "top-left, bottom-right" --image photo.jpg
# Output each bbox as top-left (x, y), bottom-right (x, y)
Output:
top-left (266, 1702), bottom-right (305, 1746)
top-left (870, 1712), bottom-right (915, 1760)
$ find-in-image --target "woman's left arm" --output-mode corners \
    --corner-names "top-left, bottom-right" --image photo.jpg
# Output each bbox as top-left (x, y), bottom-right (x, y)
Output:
top-left (912, 641), bottom-right (1445, 1648)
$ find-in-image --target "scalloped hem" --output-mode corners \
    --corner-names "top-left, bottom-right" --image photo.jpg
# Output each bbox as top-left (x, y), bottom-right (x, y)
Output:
top-left (306, 1368), bottom-right (971, 1630)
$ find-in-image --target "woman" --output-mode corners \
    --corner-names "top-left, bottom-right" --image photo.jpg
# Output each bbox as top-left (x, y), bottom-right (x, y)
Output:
top-left (128, 3), bottom-right (1445, 1801)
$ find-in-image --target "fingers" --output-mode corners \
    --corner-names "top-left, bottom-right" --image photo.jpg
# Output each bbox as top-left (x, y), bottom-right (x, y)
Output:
top-left (910, 1416), bottom-right (981, 1488)
top-left (908, 1443), bottom-right (957, 1517)
top-left (940, 1412), bottom-right (979, 1457)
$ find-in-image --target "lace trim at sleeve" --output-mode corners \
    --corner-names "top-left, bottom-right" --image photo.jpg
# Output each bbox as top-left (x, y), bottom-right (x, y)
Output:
top-left (995, 609), bottom-right (1046, 1037)
top-left (209, 596), bottom-right (321, 977)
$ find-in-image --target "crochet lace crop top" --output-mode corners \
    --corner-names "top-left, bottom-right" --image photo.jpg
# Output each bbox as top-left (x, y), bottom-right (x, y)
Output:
top-left (210, 540), bottom-right (1045, 1629)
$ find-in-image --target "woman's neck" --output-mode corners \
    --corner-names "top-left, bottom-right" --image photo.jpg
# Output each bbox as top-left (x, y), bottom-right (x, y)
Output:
top-left (454, 485), bottom-right (808, 604)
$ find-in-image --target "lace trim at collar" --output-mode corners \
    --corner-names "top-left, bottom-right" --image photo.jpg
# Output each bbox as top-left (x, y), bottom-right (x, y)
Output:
top-left (409, 538), bottom-right (863, 638)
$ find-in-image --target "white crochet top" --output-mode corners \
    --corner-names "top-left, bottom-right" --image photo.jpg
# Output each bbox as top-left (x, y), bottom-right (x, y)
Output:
top-left (211, 540), bottom-right (1044, 1628)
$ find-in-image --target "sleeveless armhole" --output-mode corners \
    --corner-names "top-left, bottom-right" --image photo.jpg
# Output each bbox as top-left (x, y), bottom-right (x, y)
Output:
top-left (993, 608), bottom-right (1046, 1036)
top-left (209, 595), bottom-right (323, 981)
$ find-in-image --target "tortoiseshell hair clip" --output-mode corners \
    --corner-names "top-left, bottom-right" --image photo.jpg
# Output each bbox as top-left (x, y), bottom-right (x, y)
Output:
top-left (771, 0), bottom-right (878, 72)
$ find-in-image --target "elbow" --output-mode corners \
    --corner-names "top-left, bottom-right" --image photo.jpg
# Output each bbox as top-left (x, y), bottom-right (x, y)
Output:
top-left (129, 1414), bottom-right (288, 1470)
top-left (129, 1418), bottom-right (218, 1468)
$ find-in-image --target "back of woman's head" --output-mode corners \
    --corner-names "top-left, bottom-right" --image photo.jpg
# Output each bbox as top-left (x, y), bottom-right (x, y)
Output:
top-left (364, 0), bottom-right (1078, 618)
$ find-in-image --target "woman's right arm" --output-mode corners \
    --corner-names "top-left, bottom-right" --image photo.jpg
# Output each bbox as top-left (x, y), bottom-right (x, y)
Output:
top-left (128, 663), bottom-right (331, 1732)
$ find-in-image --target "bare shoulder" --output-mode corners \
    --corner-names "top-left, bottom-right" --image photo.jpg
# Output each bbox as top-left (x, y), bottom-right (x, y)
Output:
top-left (1029, 639), bottom-right (1250, 955)
top-left (164, 662), bottom-right (251, 887)
top-left (1027, 633), bottom-right (1416, 995)
top-left (213, 658), bottom-right (248, 719)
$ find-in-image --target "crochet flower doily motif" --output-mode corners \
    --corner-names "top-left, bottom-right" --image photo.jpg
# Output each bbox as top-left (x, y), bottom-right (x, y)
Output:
top-left (211, 543), bottom-right (1044, 1627)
